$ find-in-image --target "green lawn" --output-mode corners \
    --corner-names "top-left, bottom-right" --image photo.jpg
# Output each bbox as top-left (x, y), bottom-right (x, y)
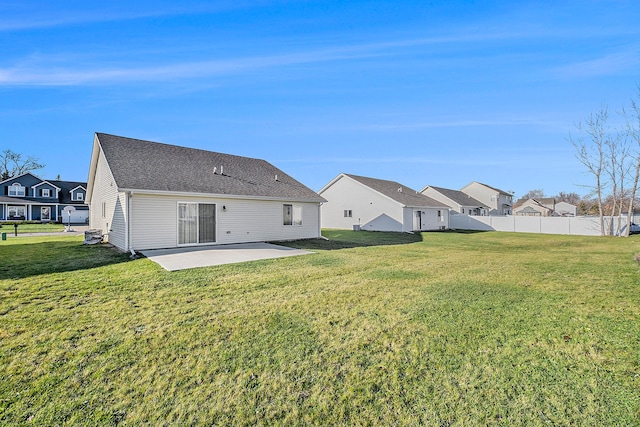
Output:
top-left (1, 231), bottom-right (639, 425)
top-left (0, 222), bottom-right (66, 234)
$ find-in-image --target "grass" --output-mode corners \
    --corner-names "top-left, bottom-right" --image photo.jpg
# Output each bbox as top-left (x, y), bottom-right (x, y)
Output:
top-left (1, 230), bottom-right (639, 425)
top-left (0, 222), bottom-right (66, 234)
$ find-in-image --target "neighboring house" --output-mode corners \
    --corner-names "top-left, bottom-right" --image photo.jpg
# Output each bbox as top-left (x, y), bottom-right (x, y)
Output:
top-left (421, 185), bottom-right (489, 215)
top-left (0, 172), bottom-right (88, 223)
top-left (86, 133), bottom-right (325, 252)
top-left (319, 173), bottom-right (449, 232)
top-left (460, 182), bottom-right (513, 215)
top-left (555, 201), bottom-right (577, 217)
top-left (513, 198), bottom-right (577, 217)
top-left (513, 198), bottom-right (555, 216)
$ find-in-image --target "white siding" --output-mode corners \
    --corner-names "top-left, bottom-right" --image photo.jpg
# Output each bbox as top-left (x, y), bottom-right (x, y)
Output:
top-left (364, 213), bottom-right (403, 232)
top-left (88, 149), bottom-right (128, 250)
top-left (320, 176), bottom-right (403, 231)
top-left (130, 193), bottom-right (321, 250)
top-left (555, 202), bottom-right (577, 216)
top-left (421, 187), bottom-right (462, 213)
top-left (461, 182), bottom-right (512, 215)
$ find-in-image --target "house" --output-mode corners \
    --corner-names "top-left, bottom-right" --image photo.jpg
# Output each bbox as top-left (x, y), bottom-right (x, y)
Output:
top-left (319, 173), bottom-right (449, 232)
top-left (0, 172), bottom-right (88, 222)
top-left (460, 182), bottom-right (513, 215)
top-left (86, 133), bottom-right (325, 251)
top-left (555, 201), bottom-right (577, 217)
top-left (513, 198), bottom-right (555, 216)
top-left (513, 198), bottom-right (577, 217)
top-left (421, 185), bottom-right (488, 216)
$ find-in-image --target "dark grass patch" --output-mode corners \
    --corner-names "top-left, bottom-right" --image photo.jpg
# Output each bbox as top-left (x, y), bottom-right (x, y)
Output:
top-left (0, 236), bottom-right (131, 280)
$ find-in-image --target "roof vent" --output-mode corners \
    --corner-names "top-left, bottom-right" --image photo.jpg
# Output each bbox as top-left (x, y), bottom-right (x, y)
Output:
top-left (220, 165), bottom-right (224, 175)
top-left (398, 187), bottom-right (402, 193)
top-left (275, 174), bottom-right (278, 181)
top-left (213, 167), bottom-right (217, 174)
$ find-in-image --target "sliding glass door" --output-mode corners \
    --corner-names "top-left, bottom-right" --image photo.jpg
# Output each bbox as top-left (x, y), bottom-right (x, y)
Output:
top-left (178, 203), bottom-right (216, 245)
top-left (198, 204), bottom-right (216, 243)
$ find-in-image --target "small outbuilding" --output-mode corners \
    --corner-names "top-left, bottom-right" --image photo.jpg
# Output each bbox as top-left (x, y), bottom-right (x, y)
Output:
top-left (319, 173), bottom-right (449, 232)
top-left (86, 133), bottom-right (325, 251)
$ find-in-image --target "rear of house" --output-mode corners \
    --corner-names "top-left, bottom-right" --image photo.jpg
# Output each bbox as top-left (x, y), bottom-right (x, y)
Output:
top-left (87, 133), bottom-right (325, 251)
top-left (421, 185), bottom-right (489, 216)
top-left (319, 173), bottom-right (449, 232)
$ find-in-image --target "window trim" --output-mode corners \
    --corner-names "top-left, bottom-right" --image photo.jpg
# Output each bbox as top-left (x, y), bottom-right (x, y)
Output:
top-left (177, 202), bottom-right (217, 246)
top-left (42, 188), bottom-right (51, 197)
top-left (8, 205), bottom-right (26, 219)
top-left (41, 206), bottom-right (51, 221)
top-left (283, 203), bottom-right (303, 226)
top-left (8, 183), bottom-right (25, 197)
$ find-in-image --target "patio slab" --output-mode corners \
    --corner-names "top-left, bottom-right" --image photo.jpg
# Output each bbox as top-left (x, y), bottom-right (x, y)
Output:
top-left (140, 242), bottom-right (313, 271)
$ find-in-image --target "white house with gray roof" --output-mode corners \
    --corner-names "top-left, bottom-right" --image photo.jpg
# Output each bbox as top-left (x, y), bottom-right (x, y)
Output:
top-left (86, 133), bottom-right (326, 251)
top-left (421, 185), bottom-right (489, 216)
top-left (319, 173), bottom-right (449, 232)
top-left (460, 181), bottom-right (513, 215)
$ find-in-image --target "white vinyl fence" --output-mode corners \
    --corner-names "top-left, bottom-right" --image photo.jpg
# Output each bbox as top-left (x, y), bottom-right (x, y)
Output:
top-left (450, 215), bottom-right (639, 236)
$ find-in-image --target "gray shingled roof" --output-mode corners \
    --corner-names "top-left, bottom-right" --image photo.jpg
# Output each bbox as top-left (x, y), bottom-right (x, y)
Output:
top-left (96, 133), bottom-right (325, 202)
top-left (427, 185), bottom-right (486, 207)
top-left (475, 182), bottom-right (512, 196)
top-left (345, 174), bottom-right (445, 208)
top-left (50, 180), bottom-right (86, 204)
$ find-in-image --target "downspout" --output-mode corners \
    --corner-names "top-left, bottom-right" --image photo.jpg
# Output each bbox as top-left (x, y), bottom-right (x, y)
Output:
top-left (127, 191), bottom-right (135, 256)
top-left (318, 203), bottom-right (328, 240)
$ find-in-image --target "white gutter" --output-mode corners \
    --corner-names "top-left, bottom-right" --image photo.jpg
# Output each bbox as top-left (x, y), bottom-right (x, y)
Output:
top-left (117, 188), bottom-right (326, 204)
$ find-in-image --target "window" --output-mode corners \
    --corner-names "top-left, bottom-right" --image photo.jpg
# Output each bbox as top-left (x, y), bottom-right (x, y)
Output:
top-left (283, 204), bottom-right (302, 226)
top-left (344, 209), bottom-right (352, 218)
top-left (76, 192), bottom-right (84, 201)
top-left (42, 189), bottom-right (51, 197)
top-left (8, 206), bottom-right (26, 219)
top-left (438, 210), bottom-right (444, 222)
top-left (178, 203), bottom-right (216, 245)
top-left (41, 207), bottom-right (51, 221)
top-left (8, 183), bottom-right (25, 197)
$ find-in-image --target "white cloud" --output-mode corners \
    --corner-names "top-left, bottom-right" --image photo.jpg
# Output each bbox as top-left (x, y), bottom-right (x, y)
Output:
top-left (551, 48), bottom-right (640, 79)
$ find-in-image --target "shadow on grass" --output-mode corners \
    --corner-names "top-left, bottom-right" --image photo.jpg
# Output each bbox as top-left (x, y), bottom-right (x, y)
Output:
top-left (275, 229), bottom-right (424, 251)
top-left (445, 229), bottom-right (492, 234)
top-left (0, 240), bottom-right (132, 280)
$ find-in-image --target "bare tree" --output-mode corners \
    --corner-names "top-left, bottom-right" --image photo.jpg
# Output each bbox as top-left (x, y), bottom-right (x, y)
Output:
top-left (570, 107), bottom-right (609, 235)
top-left (0, 149), bottom-right (45, 181)
top-left (555, 191), bottom-right (582, 205)
top-left (603, 128), bottom-right (632, 236)
top-left (521, 189), bottom-right (545, 199)
top-left (623, 89), bottom-right (640, 236)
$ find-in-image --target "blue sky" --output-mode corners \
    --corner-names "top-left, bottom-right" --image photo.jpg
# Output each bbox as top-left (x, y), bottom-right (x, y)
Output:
top-left (1, 1), bottom-right (639, 198)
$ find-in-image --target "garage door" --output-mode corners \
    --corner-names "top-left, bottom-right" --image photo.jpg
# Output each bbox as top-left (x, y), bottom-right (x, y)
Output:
top-left (61, 210), bottom-right (89, 224)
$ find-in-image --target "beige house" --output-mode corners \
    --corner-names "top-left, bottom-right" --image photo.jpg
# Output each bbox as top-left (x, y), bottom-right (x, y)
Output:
top-left (86, 133), bottom-right (325, 251)
top-left (513, 198), bottom-right (555, 216)
top-left (514, 198), bottom-right (577, 217)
